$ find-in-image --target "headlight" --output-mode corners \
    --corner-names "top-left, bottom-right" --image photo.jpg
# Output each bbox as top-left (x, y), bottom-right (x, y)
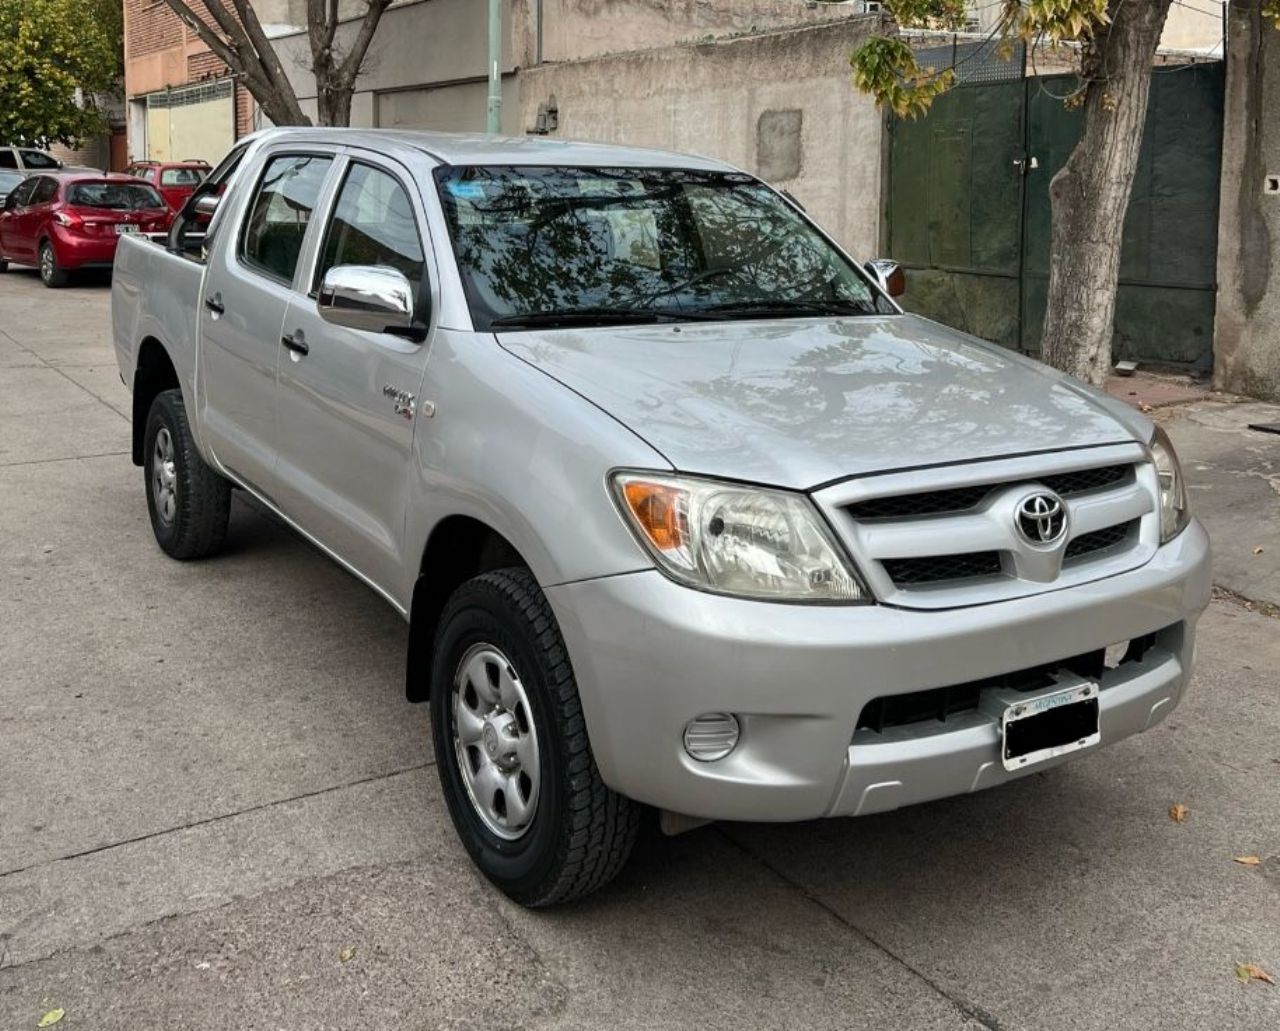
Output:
top-left (1149, 426), bottom-right (1190, 543)
top-left (611, 472), bottom-right (868, 603)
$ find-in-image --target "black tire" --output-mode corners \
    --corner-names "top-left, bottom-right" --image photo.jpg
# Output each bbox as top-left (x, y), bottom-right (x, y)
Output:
top-left (143, 388), bottom-right (231, 559)
top-left (39, 241), bottom-right (68, 288)
top-left (430, 568), bottom-right (639, 906)
top-left (0, 258), bottom-right (9, 273)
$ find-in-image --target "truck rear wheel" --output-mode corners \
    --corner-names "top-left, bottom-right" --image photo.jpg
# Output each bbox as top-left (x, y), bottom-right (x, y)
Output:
top-left (143, 388), bottom-right (230, 560)
top-left (430, 567), bottom-right (639, 906)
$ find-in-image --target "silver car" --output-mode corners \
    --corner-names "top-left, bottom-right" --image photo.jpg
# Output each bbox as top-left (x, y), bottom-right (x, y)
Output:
top-left (111, 129), bottom-right (1211, 906)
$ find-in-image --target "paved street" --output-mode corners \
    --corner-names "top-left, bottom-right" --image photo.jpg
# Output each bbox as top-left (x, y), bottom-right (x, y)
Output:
top-left (1, 267), bottom-right (1278, 1031)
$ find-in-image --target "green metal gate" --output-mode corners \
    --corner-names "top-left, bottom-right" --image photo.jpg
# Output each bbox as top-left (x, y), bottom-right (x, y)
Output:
top-left (887, 62), bottom-right (1225, 371)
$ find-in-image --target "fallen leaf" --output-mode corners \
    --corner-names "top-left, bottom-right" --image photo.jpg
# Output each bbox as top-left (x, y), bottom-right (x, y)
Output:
top-left (1169, 803), bottom-right (1189, 823)
top-left (339, 946), bottom-right (356, 963)
top-left (1255, 547), bottom-right (1266, 555)
top-left (1234, 856), bottom-right (1262, 866)
top-left (1235, 962), bottom-right (1276, 985)
top-left (194, 961), bottom-right (211, 970)
top-left (37, 1009), bottom-right (65, 1028)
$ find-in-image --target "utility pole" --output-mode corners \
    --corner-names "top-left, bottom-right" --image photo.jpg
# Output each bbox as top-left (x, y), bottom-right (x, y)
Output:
top-left (487, 0), bottom-right (502, 133)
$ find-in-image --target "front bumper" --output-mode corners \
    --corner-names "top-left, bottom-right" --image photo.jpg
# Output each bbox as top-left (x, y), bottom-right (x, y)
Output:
top-left (546, 520), bottom-right (1210, 823)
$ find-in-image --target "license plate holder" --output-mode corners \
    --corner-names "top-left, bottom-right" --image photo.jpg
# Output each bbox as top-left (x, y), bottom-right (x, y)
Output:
top-left (115, 224), bottom-right (139, 235)
top-left (980, 675), bottom-right (1101, 771)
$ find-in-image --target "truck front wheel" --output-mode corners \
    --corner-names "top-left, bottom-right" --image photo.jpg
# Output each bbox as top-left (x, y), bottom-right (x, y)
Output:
top-left (143, 389), bottom-right (230, 559)
top-left (430, 567), bottom-right (639, 906)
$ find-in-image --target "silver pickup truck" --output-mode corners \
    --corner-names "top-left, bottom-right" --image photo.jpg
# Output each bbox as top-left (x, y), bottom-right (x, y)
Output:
top-left (112, 127), bottom-right (1210, 906)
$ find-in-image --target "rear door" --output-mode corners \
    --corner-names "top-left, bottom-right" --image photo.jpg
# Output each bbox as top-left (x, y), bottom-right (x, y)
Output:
top-left (273, 154), bottom-right (435, 594)
top-left (17, 177), bottom-right (57, 261)
top-left (196, 149), bottom-right (336, 498)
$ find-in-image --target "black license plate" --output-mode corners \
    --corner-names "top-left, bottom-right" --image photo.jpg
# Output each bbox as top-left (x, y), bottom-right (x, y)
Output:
top-left (999, 682), bottom-right (1101, 770)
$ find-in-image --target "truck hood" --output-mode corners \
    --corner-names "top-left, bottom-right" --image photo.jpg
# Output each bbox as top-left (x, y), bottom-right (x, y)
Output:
top-left (498, 314), bottom-right (1145, 490)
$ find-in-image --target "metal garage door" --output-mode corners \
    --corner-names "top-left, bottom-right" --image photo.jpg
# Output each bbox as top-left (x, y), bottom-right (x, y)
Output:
top-left (887, 57), bottom-right (1224, 371)
top-left (376, 79), bottom-right (517, 133)
top-left (145, 80), bottom-right (235, 165)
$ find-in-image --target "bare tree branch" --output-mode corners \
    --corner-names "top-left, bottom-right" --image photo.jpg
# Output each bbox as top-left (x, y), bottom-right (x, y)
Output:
top-left (155, 0), bottom-right (310, 125)
top-left (339, 0), bottom-right (393, 87)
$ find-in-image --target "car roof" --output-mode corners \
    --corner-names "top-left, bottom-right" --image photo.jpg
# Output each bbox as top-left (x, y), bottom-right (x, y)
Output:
top-left (46, 172), bottom-right (157, 184)
top-left (241, 127), bottom-right (740, 172)
top-left (130, 160), bottom-right (210, 167)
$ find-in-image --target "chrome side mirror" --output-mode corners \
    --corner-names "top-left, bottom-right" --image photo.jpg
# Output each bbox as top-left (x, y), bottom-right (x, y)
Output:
top-left (865, 258), bottom-right (906, 298)
top-left (317, 265), bottom-right (416, 335)
top-left (192, 193), bottom-right (220, 217)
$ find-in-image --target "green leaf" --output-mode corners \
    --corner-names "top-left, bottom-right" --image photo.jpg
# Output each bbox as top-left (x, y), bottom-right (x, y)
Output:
top-left (37, 1010), bottom-right (65, 1028)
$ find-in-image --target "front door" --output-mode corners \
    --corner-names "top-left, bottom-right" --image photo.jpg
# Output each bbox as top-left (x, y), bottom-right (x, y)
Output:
top-left (196, 151), bottom-right (334, 498)
top-left (0, 178), bottom-right (37, 260)
top-left (273, 156), bottom-right (434, 598)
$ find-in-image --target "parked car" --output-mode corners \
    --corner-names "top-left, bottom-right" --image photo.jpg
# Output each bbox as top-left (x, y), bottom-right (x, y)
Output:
top-left (112, 128), bottom-right (1210, 907)
top-left (0, 169), bottom-right (23, 206)
top-left (124, 160), bottom-right (211, 212)
top-left (0, 173), bottom-right (172, 286)
top-left (0, 145), bottom-right (64, 172)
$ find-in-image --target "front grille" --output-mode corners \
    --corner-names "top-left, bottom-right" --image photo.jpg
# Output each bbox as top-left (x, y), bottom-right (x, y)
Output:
top-left (1065, 520), bottom-right (1137, 562)
top-left (855, 633), bottom-right (1159, 734)
top-left (847, 463), bottom-right (1132, 521)
top-left (881, 551), bottom-right (1002, 586)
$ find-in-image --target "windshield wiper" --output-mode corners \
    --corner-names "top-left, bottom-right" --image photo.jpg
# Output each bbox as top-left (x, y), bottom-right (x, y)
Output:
top-left (694, 298), bottom-right (878, 319)
top-left (489, 306), bottom-right (715, 329)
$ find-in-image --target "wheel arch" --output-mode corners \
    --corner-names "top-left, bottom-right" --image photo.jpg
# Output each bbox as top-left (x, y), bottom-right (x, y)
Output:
top-left (406, 515), bottom-right (529, 703)
top-left (132, 337), bottom-right (181, 465)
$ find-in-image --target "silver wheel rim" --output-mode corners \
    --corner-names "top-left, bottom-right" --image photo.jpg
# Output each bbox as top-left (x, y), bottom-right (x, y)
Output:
top-left (40, 246), bottom-right (53, 281)
top-left (151, 426), bottom-right (178, 526)
top-left (451, 643), bottom-right (541, 840)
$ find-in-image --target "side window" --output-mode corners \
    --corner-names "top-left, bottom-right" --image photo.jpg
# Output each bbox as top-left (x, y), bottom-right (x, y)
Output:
top-left (315, 163), bottom-right (425, 294)
top-left (20, 150), bottom-right (60, 170)
top-left (240, 153), bottom-right (333, 284)
top-left (30, 178), bottom-right (58, 205)
top-left (0, 150), bottom-right (17, 169)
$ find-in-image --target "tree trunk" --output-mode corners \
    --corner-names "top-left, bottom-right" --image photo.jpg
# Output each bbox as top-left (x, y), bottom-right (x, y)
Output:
top-left (1040, 0), bottom-right (1174, 385)
top-left (315, 81), bottom-right (354, 126)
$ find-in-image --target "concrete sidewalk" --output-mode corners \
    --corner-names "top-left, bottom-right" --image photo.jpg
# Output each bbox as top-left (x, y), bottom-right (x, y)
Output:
top-left (1, 270), bottom-right (1277, 1031)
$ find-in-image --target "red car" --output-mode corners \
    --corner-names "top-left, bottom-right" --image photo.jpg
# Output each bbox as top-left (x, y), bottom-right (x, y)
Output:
top-left (0, 173), bottom-right (173, 287)
top-left (124, 160), bottom-right (211, 212)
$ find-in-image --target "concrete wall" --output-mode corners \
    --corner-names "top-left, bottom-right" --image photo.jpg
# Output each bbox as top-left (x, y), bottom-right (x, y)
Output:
top-left (518, 15), bottom-right (888, 260)
top-left (514, 0), bottom-right (867, 64)
top-left (1213, 1), bottom-right (1280, 400)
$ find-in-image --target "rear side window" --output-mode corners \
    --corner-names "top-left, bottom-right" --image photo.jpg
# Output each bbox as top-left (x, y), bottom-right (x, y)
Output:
top-left (0, 150), bottom-right (16, 169)
top-left (241, 154), bottom-right (333, 284)
top-left (315, 163), bottom-right (424, 293)
top-left (161, 167), bottom-right (204, 187)
top-left (68, 182), bottom-right (165, 209)
top-left (29, 178), bottom-right (58, 204)
top-left (20, 150), bottom-right (60, 169)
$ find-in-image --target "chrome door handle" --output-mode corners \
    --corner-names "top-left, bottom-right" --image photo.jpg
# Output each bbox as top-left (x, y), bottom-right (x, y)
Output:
top-left (281, 331), bottom-right (309, 356)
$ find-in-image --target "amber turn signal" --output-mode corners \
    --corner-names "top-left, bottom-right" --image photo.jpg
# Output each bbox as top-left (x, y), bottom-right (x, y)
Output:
top-left (621, 480), bottom-right (687, 552)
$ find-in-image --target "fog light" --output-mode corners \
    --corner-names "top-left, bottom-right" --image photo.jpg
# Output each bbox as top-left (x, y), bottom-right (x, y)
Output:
top-left (683, 713), bottom-right (740, 762)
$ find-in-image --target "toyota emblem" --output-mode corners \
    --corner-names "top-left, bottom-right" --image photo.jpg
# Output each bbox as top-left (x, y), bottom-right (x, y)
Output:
top-left (1016, 492), bottom-right (1067, 546)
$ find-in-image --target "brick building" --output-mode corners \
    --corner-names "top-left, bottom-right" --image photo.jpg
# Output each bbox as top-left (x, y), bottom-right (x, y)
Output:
top-left (122, 0), bottom-right (255, 165)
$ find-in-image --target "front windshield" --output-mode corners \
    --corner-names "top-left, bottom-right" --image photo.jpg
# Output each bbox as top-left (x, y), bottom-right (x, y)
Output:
top-left (69, 182), bottom-right (165, 210)
top-left (434, 165), bottom-right (891, 331)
